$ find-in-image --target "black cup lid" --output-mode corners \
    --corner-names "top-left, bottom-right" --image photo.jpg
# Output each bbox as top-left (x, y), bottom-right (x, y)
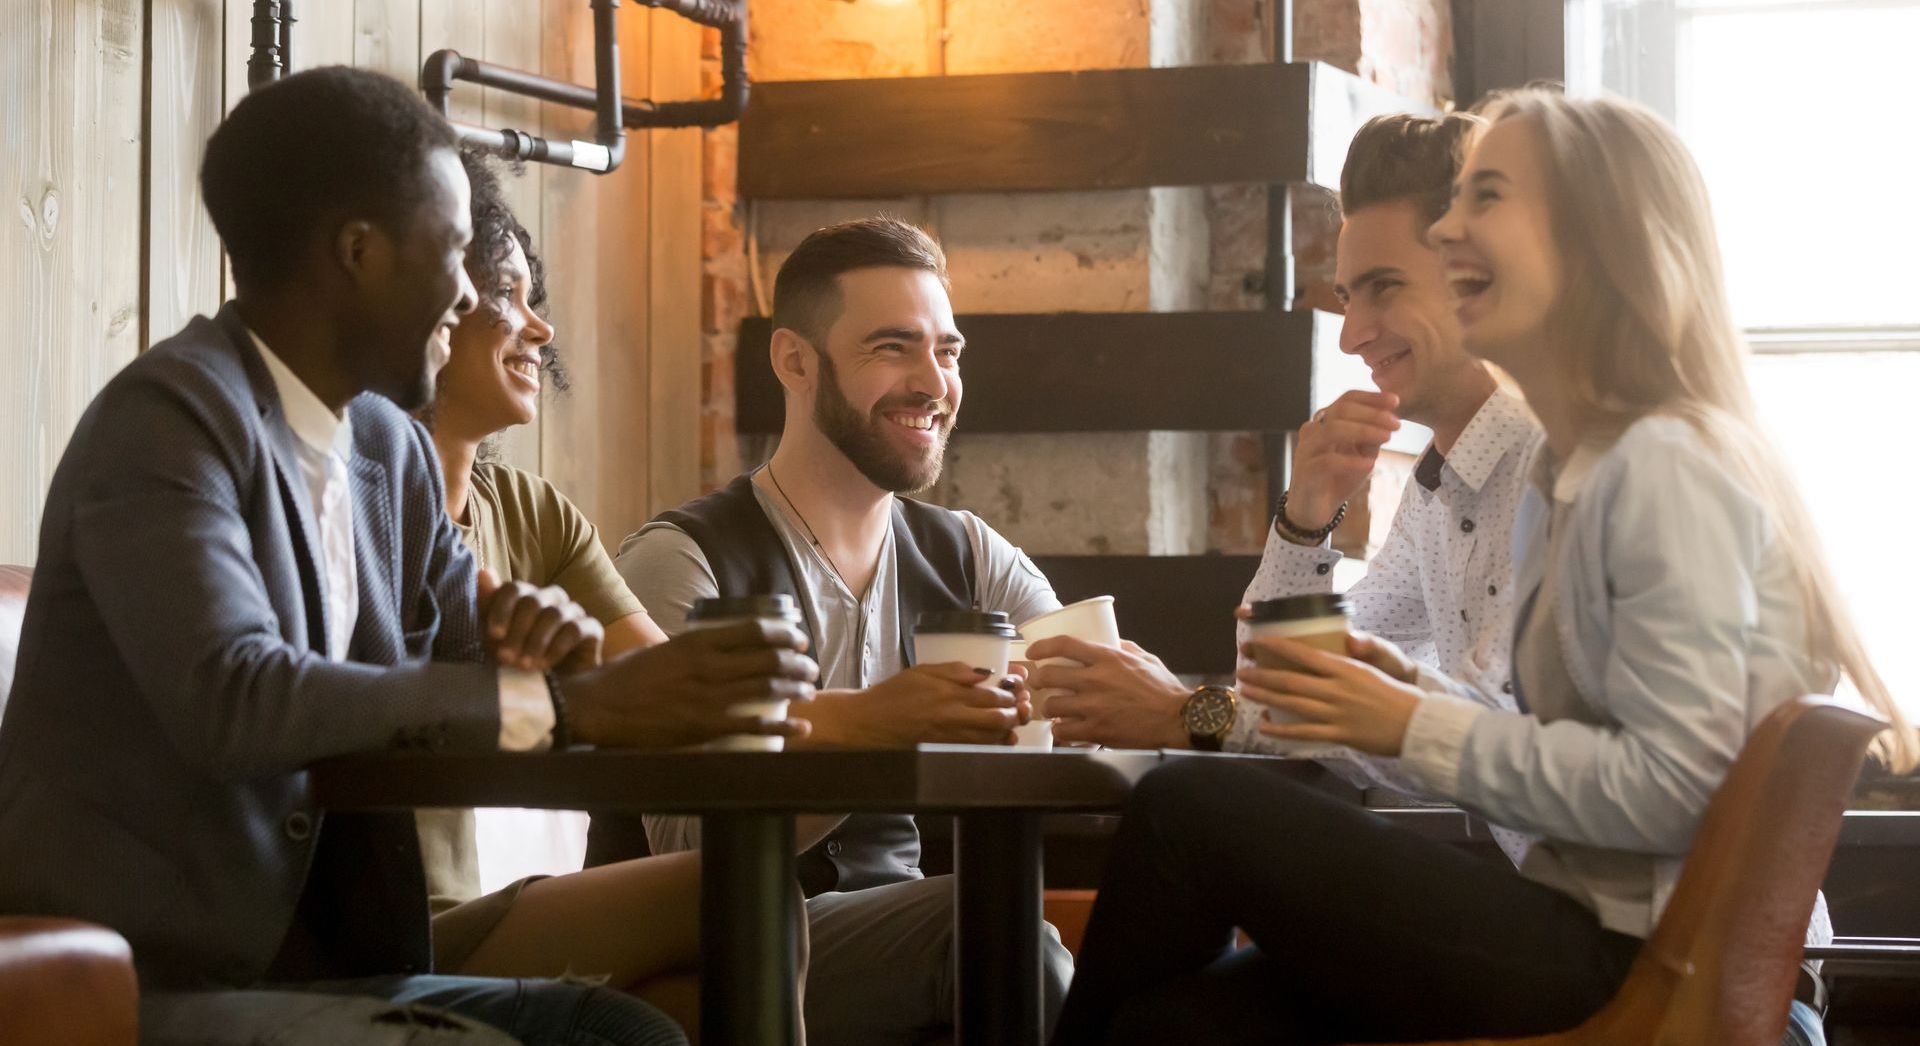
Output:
top-left (1246, 594), bottom-right (1351, 622)
top-left (914, 610), bottom-right (1018, 637)
top-left (688, 594), bottom-right (801, 622)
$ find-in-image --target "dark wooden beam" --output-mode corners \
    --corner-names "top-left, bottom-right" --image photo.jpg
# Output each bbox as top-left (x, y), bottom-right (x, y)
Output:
top-left (737, 310), bottom-right (1322, 435)
top-left (1452, 0), bottom-right (1566, 103)
top-left (1030, 555), bottom-right (1261, 676)
top-left (739, 61), bottom-right (1417, 199)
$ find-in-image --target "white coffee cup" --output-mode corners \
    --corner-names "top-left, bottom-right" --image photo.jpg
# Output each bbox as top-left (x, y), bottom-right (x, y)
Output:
top-left (913, 610), bottom-right (1020, 746)
top-left (1018, 596), bottom-right (1121, 719)
top-left (685, 594), bottom-right (803, 752)
top-left (1006, 639), bottom-right (1051, 750)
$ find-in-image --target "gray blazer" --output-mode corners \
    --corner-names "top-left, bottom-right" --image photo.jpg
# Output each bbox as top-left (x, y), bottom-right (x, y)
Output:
top-left (0, 304), bottom-right (503, 989)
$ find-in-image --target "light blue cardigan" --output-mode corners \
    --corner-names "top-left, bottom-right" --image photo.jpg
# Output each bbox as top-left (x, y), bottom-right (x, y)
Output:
top-left (1401, 414), bottom-right (1834, 943)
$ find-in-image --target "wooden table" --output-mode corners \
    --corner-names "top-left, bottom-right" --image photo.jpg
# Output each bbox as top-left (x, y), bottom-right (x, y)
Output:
top-left (310, 745), bottom-right (1325, 1046)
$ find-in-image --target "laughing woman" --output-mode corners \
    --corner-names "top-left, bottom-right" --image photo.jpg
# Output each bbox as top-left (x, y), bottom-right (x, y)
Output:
top-left (417, 150), bottom-right (804, 1043)
top-left (1049, 89), bottom-right (1916, 1046)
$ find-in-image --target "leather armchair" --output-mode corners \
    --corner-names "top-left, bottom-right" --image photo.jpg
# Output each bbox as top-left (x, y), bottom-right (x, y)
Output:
top-left (0, 565), bottom-right (140, 1045)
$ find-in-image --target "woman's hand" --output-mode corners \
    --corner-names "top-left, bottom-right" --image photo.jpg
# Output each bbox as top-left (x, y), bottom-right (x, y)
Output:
top-left (1236, 633), bottom-right (1424, 756)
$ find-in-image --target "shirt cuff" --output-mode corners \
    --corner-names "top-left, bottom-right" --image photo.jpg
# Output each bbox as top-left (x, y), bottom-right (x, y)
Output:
top-left (498, 668), bottom-right (556, 752)
top-left (1399, 694), bottom-right (1486, 801)
top-left (1244, 524), bottom-right (1344, 602)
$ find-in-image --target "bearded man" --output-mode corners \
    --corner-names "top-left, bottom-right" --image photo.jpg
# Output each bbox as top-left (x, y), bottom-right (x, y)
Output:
top-left (598, 217), bottom-right (1074, 1046)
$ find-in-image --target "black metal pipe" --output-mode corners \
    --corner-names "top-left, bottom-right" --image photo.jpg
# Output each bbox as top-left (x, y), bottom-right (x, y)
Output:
top-left (632, 0), bottom-right (750, 128)
top-left (246, 0), bottom-right (287, 89)
top-left (281, 0), bottom-right (295, 78)
top-left (419, 0), bottom-right (749, 146)
top-left (420, 2), bottom-right (629, 174)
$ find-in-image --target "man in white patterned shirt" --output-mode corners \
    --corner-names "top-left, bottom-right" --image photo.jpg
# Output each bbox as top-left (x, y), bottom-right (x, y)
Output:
top-left (1031, 111), bottom-right (1536, 782)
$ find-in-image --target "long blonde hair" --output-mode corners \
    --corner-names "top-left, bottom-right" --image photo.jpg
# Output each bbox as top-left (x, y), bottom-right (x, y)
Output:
top-left (1481, 87), bottom-right (1916, 772)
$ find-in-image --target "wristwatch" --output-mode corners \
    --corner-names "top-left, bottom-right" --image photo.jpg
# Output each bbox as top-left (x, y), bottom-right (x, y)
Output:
top-left (1181, 685), bottom-right (1238, 751)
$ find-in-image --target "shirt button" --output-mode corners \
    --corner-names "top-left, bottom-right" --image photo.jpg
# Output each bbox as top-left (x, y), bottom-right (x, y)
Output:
top-left (1460, 518), bottom-right (1477, 534)
top-left (1502, 681), bottom-right (1514, 694)
top-left (1488, 583), bottom-right (1498, 596)
top-left (1460, 609), bottom-right (1469, 622)
top-left (825, 840), bottom-right (844, 857)
top-left (283, 811), bottom-right (313, 841)
top-left (1314, 563), bottom-right (1331, 576)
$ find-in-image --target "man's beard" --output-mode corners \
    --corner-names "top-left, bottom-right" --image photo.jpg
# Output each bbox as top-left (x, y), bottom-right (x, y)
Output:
top-left (812, 351), bottom-right (950, 494)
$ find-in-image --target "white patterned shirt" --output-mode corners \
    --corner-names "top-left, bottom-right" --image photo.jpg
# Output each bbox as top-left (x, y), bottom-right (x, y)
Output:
top-left (1233, 390), bottom-right (1541, 855)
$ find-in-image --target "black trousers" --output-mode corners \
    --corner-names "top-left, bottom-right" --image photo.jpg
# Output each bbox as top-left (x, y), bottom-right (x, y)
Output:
top-left (1051, 758), bottom-right (1643, 1045)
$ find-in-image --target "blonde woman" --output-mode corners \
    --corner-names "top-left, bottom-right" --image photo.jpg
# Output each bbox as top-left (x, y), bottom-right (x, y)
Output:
top-left (1050, 89), bottom-right (1914, 1045)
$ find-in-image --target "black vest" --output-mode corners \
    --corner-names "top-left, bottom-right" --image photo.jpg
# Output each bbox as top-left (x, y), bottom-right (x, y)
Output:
top-left (585, 474), bottom-right (977, 896)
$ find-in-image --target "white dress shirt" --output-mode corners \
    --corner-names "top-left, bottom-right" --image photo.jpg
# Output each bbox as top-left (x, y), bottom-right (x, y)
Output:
top-left (248, 331), bottom-right (552, 752)
top-left (1236, 389), bottom-right (1540, 747)
top-left (251, 333), bottom-right (358, 662)
top-left (1234, 390), bottom-right (1541, 863)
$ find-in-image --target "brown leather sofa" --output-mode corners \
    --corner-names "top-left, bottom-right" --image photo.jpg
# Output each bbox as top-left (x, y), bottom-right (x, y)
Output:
top-left (0, 565), bottom-right (139, 1045)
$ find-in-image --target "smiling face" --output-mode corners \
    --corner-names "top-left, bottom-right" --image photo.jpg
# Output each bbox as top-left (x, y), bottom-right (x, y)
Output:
top-left (434, 236), bottom-right (554, 435)
top-left (805, 266), bottom-right (963, 494)
top-left (339, 147), bottom-right (478, 412)
top-left (1429, 117), bottom-right (1565, 378)
top-left (1333, 198), bottom-right (1486, 427)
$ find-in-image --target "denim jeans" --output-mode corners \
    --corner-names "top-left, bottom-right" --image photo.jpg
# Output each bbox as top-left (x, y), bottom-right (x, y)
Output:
top-left (140, 973), bottom-right (686, 1046)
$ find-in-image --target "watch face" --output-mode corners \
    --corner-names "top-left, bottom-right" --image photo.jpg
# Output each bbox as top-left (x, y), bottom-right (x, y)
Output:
top-left (1186, 688), bottom-right (1235, 736)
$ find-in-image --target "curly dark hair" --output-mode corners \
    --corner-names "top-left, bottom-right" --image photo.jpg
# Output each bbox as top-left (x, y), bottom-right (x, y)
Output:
top-left (458, 145), bottom-right (568, 392)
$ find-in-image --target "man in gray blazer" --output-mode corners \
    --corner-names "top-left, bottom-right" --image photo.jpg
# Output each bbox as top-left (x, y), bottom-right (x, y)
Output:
top-left (0, 67), bottom-right (815, 1045)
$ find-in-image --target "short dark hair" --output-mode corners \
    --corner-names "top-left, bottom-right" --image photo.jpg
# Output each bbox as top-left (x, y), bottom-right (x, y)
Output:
top-left (771, 217), bottom-right (950, 344)
top-left (1339, 111), bottom-right (1485, 225)
top-left (201, 65), bottom-right (458, 290)
top-left (458, 146), bottom-right (567, 391)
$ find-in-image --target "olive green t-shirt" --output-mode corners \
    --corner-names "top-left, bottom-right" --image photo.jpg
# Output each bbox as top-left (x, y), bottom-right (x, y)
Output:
top-left (420, 461), bottom-right (646, 916)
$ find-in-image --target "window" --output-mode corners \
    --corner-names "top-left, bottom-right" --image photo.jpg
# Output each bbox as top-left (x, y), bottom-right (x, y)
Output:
top-left (1568, 0), bottom-right (1920, 714)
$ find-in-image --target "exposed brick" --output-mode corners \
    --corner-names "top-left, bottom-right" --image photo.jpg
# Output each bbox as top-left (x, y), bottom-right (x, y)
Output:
top-left (702, 200), bottom-right (743, 260)
top-left (702, 125), bottom-right (738, 207)
top-left (1295, 0), bottom-right (1363, 71)
top-left (701, 271), bottom-right (747, 336)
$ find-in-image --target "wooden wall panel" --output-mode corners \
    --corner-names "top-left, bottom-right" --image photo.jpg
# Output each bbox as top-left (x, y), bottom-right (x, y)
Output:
top-left (0, 0), bottom-right (145, 564)
top-left (646, 7), bottom-right (703, 512)
top-left (539, 0), bottom-right (656, 543)
top-left (3, 0), bottom-right (694, 562)
top-left (421, 0), bottom-right (484, 125)
top-left (146, 0), bottom-right (225, 349)
top-left (481, 0), bottom-right (546, 474)
top-left (292, 0), bottom-right (357, 71)
top-left (354, 0), bottom-right (423, 86)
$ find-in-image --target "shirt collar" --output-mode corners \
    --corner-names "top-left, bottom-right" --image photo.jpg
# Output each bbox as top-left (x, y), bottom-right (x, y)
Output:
top-left (249, 329), bottom-right (352, 461)
top-left (1418, 388), bottom-right (1539, 495)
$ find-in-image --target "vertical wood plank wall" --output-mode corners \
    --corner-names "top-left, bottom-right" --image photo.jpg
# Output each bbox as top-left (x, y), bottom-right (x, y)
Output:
top-left (1, 0), bottom-right (705, 564)
top-left (2, 0), bottom-right (144, 563)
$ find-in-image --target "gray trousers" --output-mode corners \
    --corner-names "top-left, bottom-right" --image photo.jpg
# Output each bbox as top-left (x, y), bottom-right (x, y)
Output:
top-left (139, 974), bottom-right (687, 1046)
top-left (803, 873), bottom-right (1074, 1046)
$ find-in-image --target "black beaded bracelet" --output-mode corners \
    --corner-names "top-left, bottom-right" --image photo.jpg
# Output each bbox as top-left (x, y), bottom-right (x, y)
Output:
top-left (544, 672), bottom-right (573, 751)
top-left (1275, 491), bottom-right (1348, 544)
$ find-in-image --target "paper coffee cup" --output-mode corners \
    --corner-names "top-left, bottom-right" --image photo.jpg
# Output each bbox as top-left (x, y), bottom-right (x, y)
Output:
top-left (1243, 594), bottom-right (1352, 754)
top-left (1019, 596), bottom-right (1120, 647)
top-left (1018, 596), bottom-right (1121, 717)
top-left (686, 595), bottom-right (802, 752)
top-left (1244, 594), bottom-right (1351, 659)
top-left (914, 611), bottom-right (1019, 746)
top-left (1003, 639), bottom-right (1053, 749)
